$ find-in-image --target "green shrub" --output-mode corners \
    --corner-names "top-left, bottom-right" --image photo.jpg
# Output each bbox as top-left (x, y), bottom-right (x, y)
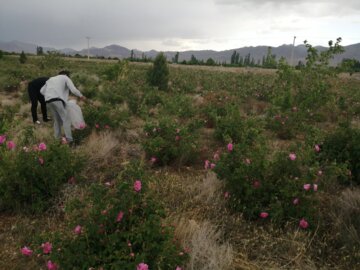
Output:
top-left (38, 51), bottom-right (65, 69)
top-left (320, 124), bottom-right (360, 185)
top-left (25, 162), bottom-right (187, 269)
top-left (0, 73), bottom-right (21, 92)
top-left (19, 51), bottom-right (27, 64)
top-left (142, 87), bottom-right (164, 111)
top-left (72, 73), bottom-right (99, 99)
top-left (99, 80), bottom-right (143, 115)
top-left (72, 103), bottom-right (129, 144)
top-left (147, 53), bottom-right (169, 91)
top-left (99, 81), bottom-right (127, 105)
top-left (143, 117), bottom-right (198, 166)
top-left (161, 94), bottom-right (195, 118)
top-left (103, 61), bottom-right (129, 82)
top-left (266, 108), bottom-right (302, 140)
top-left (214, 105), bottom-right (263, 144)
top-left (215, 142), bottom-right (319, 226)
top-left (0, 140), bottom-right (83, 213)
top-left (201, 103), bottom-right (227, 128)
top-left (214, 141), bottom-right (269, 219)
top-left (0, 104), bottom-right (18, 133)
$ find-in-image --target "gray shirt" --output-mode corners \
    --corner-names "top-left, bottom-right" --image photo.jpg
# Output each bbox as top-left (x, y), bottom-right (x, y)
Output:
top-left (40, 75), bottom-right (83, 102)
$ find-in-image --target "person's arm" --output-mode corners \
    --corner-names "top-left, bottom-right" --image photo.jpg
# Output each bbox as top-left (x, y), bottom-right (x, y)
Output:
top-left (65, 76), bottom-right (83, 98)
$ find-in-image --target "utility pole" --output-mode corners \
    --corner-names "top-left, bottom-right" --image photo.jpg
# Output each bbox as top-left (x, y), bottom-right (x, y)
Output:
top-left (290, 36), bottom-right (296, 66)
top-left (86, 37), bottom-right (91, 60)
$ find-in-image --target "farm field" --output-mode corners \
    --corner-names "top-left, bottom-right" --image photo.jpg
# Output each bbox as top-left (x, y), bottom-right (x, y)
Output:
top-left (0, 49), bottom-right (359, 270)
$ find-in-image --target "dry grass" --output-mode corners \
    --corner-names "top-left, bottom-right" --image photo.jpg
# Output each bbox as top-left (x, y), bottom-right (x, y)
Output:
top-left (170, 63), bottom-right (277, 75)
top-left (78, 128), bottom-right (145, 183)
top-left (331, 188), bottom-right (360, 263)
top-left (152, 170), bottom-right (253, 269)
top-left (79, 130), bottom-right (120, 166)
top-left (175, 219), bottom-right (234, 270)
top-left (0, 93), bottom-right (19, 107)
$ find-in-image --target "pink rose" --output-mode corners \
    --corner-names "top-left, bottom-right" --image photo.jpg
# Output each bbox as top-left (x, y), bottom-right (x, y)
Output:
top-left (79, 122), bottom-right (86, 129)
top-left (137, 263), bottom-right (149, 270)
top-left (299, 218), bottom-right (309, 229)
top-left (210, 163), bottom-right (216, 169)
top-left (227, 143), bottom-right (233, 152)
top-left (46, 260), bottom-right (58, 270)
top-left (74, 225), bottom-right (82, 235)
top-left (213, 152), bottom-right (220, 161)
top-left (41, 242), bottom-right (52, 254)
top-left (116, 211), bottom-right (124, 222)
top-left (134, 180), bottom-right (142, 192)
top-left (104, 125), bottom-right (110, 129)
top-left (253, 180), bottom-right (261, 189)
top-left (95, 124), bottom-right (100, 129)
top-left (245, 158), bottom-right (251, 165)
top-left (204, 160), bottom-right (210, 170)
top-left (314, 144), bottom-right (320, 152)
top-left (224, 191), bottom-right (230, 198)
top-left (303, 184), bottom-right (311, 191)
top-left (175, 135), bottom-right (181, 141)
top-left (259, 212), bottom-right (269, 218)
top-left (313, 184), bottom-right (318, 192)
top-left (21, 246), bottom-right (33, 256)
top-left (0, 134), bottom-right (6, 144)
top-left (150, 156), bottom-right (157, 164)
top-left (289, 153), bottom-right (296, 161)
top-left (68, 176), bottom-right (76, 184)
top-left (7, 140), bottom-right (15, 150)
top-left (38, 157), bottom-right (44, 165)
top-left (38, 142), bottom-right (47, 151)
top-left (176, 267), bottom-right (182, 270)
top-left (293, 198), bottom-right (299, 205)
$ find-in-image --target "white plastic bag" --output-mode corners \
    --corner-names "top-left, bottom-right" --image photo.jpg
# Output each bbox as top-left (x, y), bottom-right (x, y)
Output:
top-left (66, 99), bottom-right (86, 129)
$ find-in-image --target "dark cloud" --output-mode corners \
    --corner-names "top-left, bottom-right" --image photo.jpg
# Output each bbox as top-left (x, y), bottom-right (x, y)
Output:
top-left (215, 0), bottom-right (360, 15)
top-left (0, 0), bottom-right (358, 50)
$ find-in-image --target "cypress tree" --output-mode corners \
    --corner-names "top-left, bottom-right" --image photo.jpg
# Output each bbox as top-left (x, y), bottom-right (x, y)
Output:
top-left (147, 52), bottom-right (169, 91)
top-left (19, 51), bottom-right (27, 64)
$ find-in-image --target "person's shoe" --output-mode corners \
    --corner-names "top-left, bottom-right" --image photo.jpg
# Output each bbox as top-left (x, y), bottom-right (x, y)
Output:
top-left (43, 118), bottom-right (51, 122)
top-left (34, 120), bottom-right (41, 125)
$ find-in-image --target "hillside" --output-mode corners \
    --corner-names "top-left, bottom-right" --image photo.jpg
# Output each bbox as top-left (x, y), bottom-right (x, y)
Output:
top-left (1, 40), bottom-right (359, 65)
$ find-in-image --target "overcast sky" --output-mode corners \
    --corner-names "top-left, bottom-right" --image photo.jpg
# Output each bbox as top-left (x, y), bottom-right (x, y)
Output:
top-left (1, 0), bottom-right (359, 51)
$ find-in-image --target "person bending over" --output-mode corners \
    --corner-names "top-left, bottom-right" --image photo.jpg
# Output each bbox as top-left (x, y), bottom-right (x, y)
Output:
top-left (28, 77), bottom-right (51, 124)
top-left (40, 70), bottom-right (86, 144)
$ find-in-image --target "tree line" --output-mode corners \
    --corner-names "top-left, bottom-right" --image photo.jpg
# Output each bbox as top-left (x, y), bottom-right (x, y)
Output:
top-left (1, 46), bottom-right (359, 74)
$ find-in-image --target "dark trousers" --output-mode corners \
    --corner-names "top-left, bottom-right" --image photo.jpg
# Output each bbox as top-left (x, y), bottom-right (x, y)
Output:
top-left (28, 77), bottom-right (49, 122)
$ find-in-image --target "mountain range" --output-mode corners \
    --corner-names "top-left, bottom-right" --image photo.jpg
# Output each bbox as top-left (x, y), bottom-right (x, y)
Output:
top-left (1, 40), bottom-right (359, 65)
